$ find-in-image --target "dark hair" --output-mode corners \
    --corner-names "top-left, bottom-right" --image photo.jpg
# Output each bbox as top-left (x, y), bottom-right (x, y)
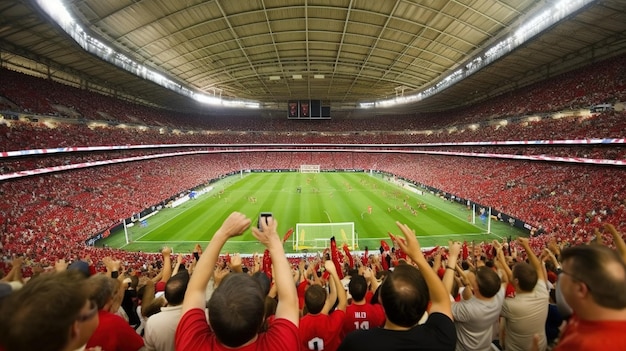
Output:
top-left (0, 271), bottom-right (89, 351)
top-left (475, 266), bottom-right (501, 298)
top-left (263, 296), bottom-right (277, 321)
top-left (561, 245), bottom-right (626, 309)
top-left (252, 271), bottom-right (271, 296)
top-left (208, 273), bottom-right (265, 347)
top-left (304, 284), bottom-right (327, 314)
top-left (165, 271), bottom-right (190, 306)
top-left (348, 275), bottom-right (368, 302)
top-left (512, 262), bottom-right (538, 292)
top-left (88, 274), bottom-right (119, 309)
top-left (379, 265), bottom-right (428, 327)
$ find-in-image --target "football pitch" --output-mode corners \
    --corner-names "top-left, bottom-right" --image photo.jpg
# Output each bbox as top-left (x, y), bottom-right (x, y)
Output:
top-left (98, 172), bottom-right (526, 254)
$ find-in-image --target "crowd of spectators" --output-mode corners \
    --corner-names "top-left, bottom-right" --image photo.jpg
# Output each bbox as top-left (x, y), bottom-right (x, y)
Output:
top-left (0, 56), bottom-right (626, 278)
top-left (0, 150), bottom-right (624, 280)
top-left (2, 110), bottom-right (626, 154)
top-left (0, 44), bottom-right (625, 351)
top-left (1, 53), bottom-right (625, 133)
top-left (1, 215), bottom-right (625, 351)
top-left (0, 62), bottom-right (625, 351)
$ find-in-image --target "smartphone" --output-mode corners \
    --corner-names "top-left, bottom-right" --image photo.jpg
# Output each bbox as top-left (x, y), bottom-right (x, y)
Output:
top-left (258, 212), bottom-right (272, 231)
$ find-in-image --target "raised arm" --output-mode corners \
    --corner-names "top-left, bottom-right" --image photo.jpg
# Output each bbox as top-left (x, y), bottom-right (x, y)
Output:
top-left (2, 257), bottom-right (24, 284)
top-left (443, 242), bottom-right (461, 298)
top-left (432, 249), bottom-right (443, 273)
top-left (363, 267), bottom-right (379, 293)
top-left (251, 215), bottom-right (299, 326)
top-left (395, 222), bottom-right (452, 319)
top-left (604, 224), bottom-right (626, 264)
top-left (455, 265), bottom-right (474, 300)
top-left (159, 246), bottom-right (173, 285)
top-left (517, 237), bottom-right (546, 283)
top-left (229, 253), bottom-right (243, 273)
top-left (172, 254), bottom-right (183, 276)
top-left (322, 269), bottom-right (338, 315)
top-left (182, 212), bottom-right (251, 314)
top-left (494, 240), bottom-right (513, 284)
top-left (324, 259), bottom-right (347, 312)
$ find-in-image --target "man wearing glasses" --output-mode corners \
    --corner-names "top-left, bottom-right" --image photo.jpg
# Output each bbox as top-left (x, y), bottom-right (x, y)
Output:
top-left (552, 244), bottom-right (626, 351)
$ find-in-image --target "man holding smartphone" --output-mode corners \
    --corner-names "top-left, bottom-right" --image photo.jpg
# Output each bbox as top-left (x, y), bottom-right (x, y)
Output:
top-left (175, 212), bottom-right (299, 351)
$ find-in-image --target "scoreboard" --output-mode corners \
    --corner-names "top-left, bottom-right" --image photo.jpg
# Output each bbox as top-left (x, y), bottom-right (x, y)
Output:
top-left (288, 100), bottom-right (330, 119)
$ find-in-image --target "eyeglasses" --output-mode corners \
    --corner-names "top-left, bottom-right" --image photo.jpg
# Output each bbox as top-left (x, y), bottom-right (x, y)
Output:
top-left (76, 300), bottom-right (98, 322)
top-left (559, 270), bottom-right (592, 292)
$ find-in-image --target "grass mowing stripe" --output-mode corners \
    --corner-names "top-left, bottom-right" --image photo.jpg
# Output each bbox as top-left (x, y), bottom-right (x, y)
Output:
top-left (100, 172), bottom-right (525, 253)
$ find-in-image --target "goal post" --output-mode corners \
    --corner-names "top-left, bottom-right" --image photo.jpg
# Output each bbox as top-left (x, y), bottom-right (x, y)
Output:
top-left (300, 164), bottom-right (320, 173)
top-left (294, 222), bottom-right (356, 251)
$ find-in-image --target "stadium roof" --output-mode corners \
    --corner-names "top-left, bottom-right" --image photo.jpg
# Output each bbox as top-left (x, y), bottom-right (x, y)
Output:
top-left (0, 0), bottom-right (625, 117)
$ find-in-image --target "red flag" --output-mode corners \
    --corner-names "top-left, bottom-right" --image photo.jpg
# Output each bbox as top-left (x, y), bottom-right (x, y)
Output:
top-left (462, 241), bottom-right (469, 260)
top-left (342, 243), bottom-right (354, 269)
top-left (262, 249), bottom-right (272, 280)
top-left (422, 245), bottom-right (440, 257)
top-left (282, 228), bottom-right (294, 244)
top-left (381, 252), bottom-right (389, 271)
top-left (380, 239), bottom-right (391, 253)
top-left (361, 247), bottom-right (369, 267)
top-left (330, 237), bottom-right (344, 279)
top-left (396, 247), bottom-right (407, 261)
top-left (322, 270), bottom-right (330, 281)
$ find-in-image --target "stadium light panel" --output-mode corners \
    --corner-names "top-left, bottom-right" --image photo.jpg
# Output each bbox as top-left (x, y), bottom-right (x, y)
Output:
top-left (38, 0), bottom-right (74, 27)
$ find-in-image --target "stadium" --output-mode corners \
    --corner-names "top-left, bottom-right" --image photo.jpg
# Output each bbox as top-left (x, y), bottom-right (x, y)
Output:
top-left (0, 1), bottom-right (625, 350)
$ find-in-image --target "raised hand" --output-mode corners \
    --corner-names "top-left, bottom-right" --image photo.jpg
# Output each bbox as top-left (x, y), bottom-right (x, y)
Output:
top-left (230, 253), bottom-right (242, 269)
top-left (162, 246), bottom-right (172, 256)
top-left (448, 241), bottom-right (462, 258)
top-left (394, 221), bottom-right (421, 258)
top-left (251, 215), bottom-right (280, 249)
top-left (324, 259), bottom-right (337, 274)
top-left (217, 212), bottom-right (251, 239)
top-left (517, 237), bottom-right (529, 247)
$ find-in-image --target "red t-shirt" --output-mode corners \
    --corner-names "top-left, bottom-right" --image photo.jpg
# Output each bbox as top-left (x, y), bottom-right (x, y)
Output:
top-left (175, 308), bottom-right (299, 351)
top-left (553, 314), bottom-right (626, 351)
top-left (342, 302), bottom-right (385, 336)
top-left (299, 310), bottom-right (346, 351)
top-left (297, 280), bottom-right (309, 311)
top-left (155, 280), bottom-right (166, 292)
top-left (86, 310), bottom-right (145, 351)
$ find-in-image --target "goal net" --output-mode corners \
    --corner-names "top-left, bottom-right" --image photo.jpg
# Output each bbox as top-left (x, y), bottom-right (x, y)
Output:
top-left (300, 164), bottom-right (320, 173)
top-left (294, 222), bottom-right (356, 251)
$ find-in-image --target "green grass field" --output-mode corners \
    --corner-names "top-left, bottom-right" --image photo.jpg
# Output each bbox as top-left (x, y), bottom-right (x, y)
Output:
top-left (97, 172), bottom-right (526, 253)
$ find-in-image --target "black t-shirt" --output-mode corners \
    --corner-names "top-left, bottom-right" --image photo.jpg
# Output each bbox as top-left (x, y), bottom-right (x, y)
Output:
top-left (122, 289), bottom-right (140, 327)
top-left (338, 312), bottom-right (456, 351)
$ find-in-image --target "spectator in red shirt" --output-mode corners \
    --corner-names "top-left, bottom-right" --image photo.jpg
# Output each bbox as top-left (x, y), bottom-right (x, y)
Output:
top-left (552, 225), bottom-right (626, 351)
top-left (175, 212), bottom-right (299, 351)
top-left (300, 259), bottom-right (347, 351)
top-left (342, 268), bottom-right (385, 336)
top-left (85, 274), bottom-right (145, 351)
